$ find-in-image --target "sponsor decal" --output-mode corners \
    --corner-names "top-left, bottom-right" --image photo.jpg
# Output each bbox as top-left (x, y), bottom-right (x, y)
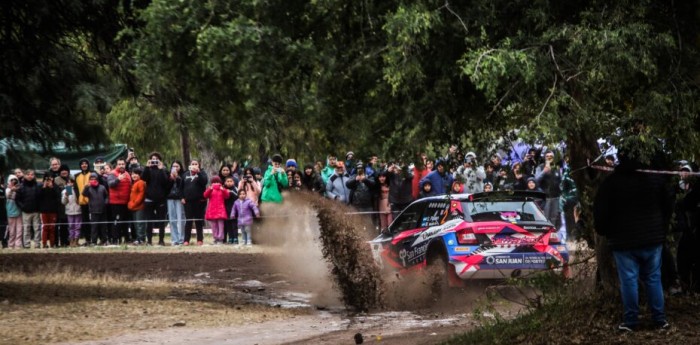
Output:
top-left (557, 245), bottom-right (567, 252)
top-left (454, 247), bottom-right (472, 252)
top-left (484, 255), bottom-right (547, 265)
top-left (398, 243), bottom-right (428, 267)
top-left (499, 211), bottom-right (520, 223)
top-left (411, 219), bottom-right (462, 246)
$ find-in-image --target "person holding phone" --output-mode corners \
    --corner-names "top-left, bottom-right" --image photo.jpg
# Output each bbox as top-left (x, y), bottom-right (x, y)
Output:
top-left (237, 167), bottom-right (261, 206)
top-left (183, 159), bottom-right (208, 246)
top-left (535, 150), bottom-right (563, 230)
top-left (107, 158), bottom-right (133, 244)
top-left (260, 154), bottom-right (288, 204)
top-left (141, 152), bottom-right (171, 246)
top-left (166, 161), bottom-right (185, 245)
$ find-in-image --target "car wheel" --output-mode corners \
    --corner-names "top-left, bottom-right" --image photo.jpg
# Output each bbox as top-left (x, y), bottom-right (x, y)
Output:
top-left (426, 252), bottom-right (450, 299)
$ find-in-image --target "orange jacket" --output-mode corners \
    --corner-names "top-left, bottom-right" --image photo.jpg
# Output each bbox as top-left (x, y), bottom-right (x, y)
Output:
top-left (128, 180), bottom-right (146, 211)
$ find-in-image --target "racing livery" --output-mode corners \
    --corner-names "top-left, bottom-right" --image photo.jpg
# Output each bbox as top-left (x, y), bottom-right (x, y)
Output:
top-left (369, 191), bottom-right (569, 286)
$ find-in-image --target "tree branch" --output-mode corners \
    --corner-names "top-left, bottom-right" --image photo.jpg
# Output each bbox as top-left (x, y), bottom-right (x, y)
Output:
top-left (441, 1), bottom-right (468, 34)
top-left (474, 49), bottom-right (496, 75)
top-left (536, 74), bottom-right (558, 126)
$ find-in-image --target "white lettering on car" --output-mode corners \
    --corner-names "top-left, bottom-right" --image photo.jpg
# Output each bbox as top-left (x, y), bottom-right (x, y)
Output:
top-left (411, 219), bottom-right (462, 247)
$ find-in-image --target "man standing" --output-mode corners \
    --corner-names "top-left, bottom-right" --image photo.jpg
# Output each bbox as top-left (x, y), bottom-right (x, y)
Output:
top-left (594, 151), bottom-right (671, 332)
top-left (75, 158), bottom-right (92, 245)
top-left (141, 152), bottom-right (171, 246)
top-left (15, 170), bottom-right (42, 248)
top-left (107, 158), bottom-right (132, 244)
top-left (326, 161), bottom-right (351, 204)
top-left (260, 154), bottom-right (288, 204)
top-left (420, 159), bottom-right (453, 197)
top-left (54, 164), bottom-right (73, 247)
top-left (535, 150), bottom-right (563, 230)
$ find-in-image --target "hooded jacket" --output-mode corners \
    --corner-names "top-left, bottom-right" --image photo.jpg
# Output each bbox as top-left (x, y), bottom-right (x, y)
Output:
top-left (594, 157), bottom-right (672, 250)
top-left (388, 169), bottom-right (414, 205)
top-left (61, 185), bottom-right (82, 216)
top-left (346, 174), bottom-right (375, 209)
top-left (82, 182), bottom-right (109, 214)
top-left (454, 165), bottom-right (486, 194)
top-left (231, 198), bottom-right (260, 226)
top-left (75, 158), bottom-right (93, 206)
top-left (326, 171), bottom-right (351, 204)
top-left (237, 178), bottom-right (261, 206)
top-left (204, 183), bottom-right (230, 220)
top-left (420, 169), bottom-right (454, 197)
top-left (260, 165), bottom-right (287, 204)
top-left (5, 175), bottom-right (21, 217)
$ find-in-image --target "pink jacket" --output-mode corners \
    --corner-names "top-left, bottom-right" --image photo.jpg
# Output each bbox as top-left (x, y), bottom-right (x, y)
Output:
top-left (203, 183), bottom-right (230, 220)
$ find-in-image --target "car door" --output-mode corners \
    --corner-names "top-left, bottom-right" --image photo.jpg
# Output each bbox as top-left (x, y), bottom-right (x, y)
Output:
top-left (388, 202), bottom-right (428, 269)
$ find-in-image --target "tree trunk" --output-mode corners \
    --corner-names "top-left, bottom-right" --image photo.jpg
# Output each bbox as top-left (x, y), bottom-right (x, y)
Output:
top-left (566, 128), bottom-right (618, 293)
top-left (175, 109), bottom-right (191, 164)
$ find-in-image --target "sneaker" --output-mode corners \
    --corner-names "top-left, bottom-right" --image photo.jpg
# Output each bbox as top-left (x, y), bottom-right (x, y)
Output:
top-left (655, 321), bottom-right (670, 331)
top-left (617, 323), bottom-right (637, 332)
top-left (132, 240), bottom-right (142, 246)
top-left (157, 241), bottom-right (165, 246)
top-left (196, 241), bottom-right (203, 246)
top-left (183, 241), bottom-right (189, 246)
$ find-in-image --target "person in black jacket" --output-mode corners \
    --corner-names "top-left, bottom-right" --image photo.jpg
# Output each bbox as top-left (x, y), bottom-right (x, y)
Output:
top-left (82, 172), bottom-right (109, 245)
top-left (166, 161), bottom-right (185, 246)
top-left (301, 164), bottom-right (324, 195)
top-left (222, 176), bottom-right (238, 244)
top-left (183, 159), bottom-right (208, 246)
top-left (16, 170), bottom-right (42, 248)
top-left (39, 175), bottom-right (62, 248)
top-left (141, 152), bottom-right (172, 246)
top-left (594, 151), bottom-right (672, 332)
top-left (387, 163), bottom-right (414, 217)
top-left (347, 162), bottom-right (376, 219)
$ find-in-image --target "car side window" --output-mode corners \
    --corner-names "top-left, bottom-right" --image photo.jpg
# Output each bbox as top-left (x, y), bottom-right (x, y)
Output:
top-left (390, 202), bottom-right (426, 233)
top-left (419, 201), bottom-right (451, 227)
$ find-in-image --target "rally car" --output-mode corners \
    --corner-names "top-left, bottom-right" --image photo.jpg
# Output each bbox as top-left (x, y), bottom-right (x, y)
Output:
top-left (369, 191), bottom-right (569, 287)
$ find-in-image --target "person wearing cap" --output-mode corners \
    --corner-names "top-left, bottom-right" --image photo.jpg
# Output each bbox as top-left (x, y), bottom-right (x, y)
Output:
top-left (260, 154), bottom-right (288, 204)
top-left (419, 159), bottom-right (454, 197)
top-left (75, 158), bottom-right (93, 245)
top-left (346, 161), bottom-right (375, 213)
top-left (454, 154), bottom-right (486, 194)
top-left (82, 172), bottom-right (109, 245)
top-left (326, 161), bottom-right (351, 204)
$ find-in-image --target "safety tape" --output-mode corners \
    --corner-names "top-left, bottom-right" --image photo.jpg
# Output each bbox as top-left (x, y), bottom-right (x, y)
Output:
top-left (587, 164), bottom-right (700, 176)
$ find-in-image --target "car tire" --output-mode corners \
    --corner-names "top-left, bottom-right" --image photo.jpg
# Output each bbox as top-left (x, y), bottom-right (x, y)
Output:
top-left (426, 252), bottom-right (450, 300)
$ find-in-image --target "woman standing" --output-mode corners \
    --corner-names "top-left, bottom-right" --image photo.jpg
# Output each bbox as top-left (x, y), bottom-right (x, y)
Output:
top-left (377, 171), bottom-right (393, 230)
top-left (237, 167), bottom-right (262, 206)
top-left (183, 159), bottom-right (208, 246)
top-left (167, 161), bottom-right (185, 245)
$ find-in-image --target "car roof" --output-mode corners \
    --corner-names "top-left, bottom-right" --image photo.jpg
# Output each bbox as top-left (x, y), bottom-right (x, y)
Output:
top-left (413, 191), bottom-right (547, 205)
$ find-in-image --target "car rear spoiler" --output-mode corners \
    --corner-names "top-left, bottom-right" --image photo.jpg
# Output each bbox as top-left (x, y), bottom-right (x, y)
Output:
top-left (467, 190), bottom-right (547, 202)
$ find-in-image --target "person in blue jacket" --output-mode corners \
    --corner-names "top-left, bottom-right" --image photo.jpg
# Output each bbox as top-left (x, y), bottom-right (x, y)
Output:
top-left (419, 159), bottom-right (454, 196)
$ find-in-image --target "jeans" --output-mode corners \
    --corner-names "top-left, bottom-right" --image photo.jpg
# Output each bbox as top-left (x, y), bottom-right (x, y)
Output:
top-left (132, 209), bottom-right (146, 242)
top-left (167, 199), bottom-right (185, 244)
top-left (144, 201), bottom-right (166, 244)
top-left (613, 244), bottom-right (666, 326)
top-left (240, 224), bottom-right (252, 245)
top-left (22, 212), bottom-right (41, 248)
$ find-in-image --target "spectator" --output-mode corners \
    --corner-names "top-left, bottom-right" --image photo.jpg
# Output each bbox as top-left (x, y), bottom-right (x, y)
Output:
top-left (483, 162), bottom-right (495, 184)
top-left (166, 161), bottom-right (185, 246)
top-left (286, 159), bottom-right (298, 172)
top-left (107, 158), bottom-right (133, 244)
top-left (54, 164), bottom-right (72, 247)
top-left (536, 150), bottom-right (563, 230)
top-left (231, 189), bottom-right (260, 246)
top-left (419, 159), bottom-right (454, 197)
top-left (222, 176), bottom-right (238, 244)
top-left (511, 162), bottom-right (527, 191)
top-left (260, 154), bottom-right (288, 204)
top-left (301, 164), bottom-right (324, 195)
top-left (238, 167), bottom-right (261, 206)
top-left (128, 168), bottom-right (147, 245)
top-left (39, 175), bottom-right (61, 248)
top-left (526, 177), bottom-right (545, 210)
top-left (16, 169), bottom-right (42, 248)
top-left (82, 172), bottom-right (109, 246)
top-left (321, 155), bottom-right (338, 184)
top-left (61, 179), bottom-right (82, 247)
top-left (418, 181), bottom-right (433, 199)
top-left (522, 148), bottom-right (539, 177)
top-left (451, 180), bottom-right (465, 194)
top-left (0, 174), bottom-right (6, 248)
top-left (605, 155), bottom-right (616, 167)
top-left (290, 171), bottom-right (303, 192)
top-left (594, 151), bottom-right (671, 332)
top-left (48, 157), bottom-right (62, 178)
top-left (494, 167), bottom-right (509, 191)
top-left (204, 176), bottom-right (231, 245)
top-left (376, 171), bottom-right (393, 229)
top-left (483, 182), bottom-right (493, 192)
top-left (454, 153), bottom-right (486, 193)
top-left (344, 152), bottom-right (355, 171)
top-left (387, 163), bottom-right (414, 216)
top-left (5, 174), bottom-right (23, 249)
top-left (75, 158), bottom-right (92, 245)
top-left (326, 161), bottom-right (351, 204)
top-left (183, 159), bottom-right (208, 246)
top-left (412, 153), bottom-right (431, 200)
top-left (141, 152), bottom-right (171, 246)
top-left (218, 163), bottom-right (235, 186)
top-left (443, 144), bottom-right (459, 171)
top-left (346, 162), bottom-right (375, 214)
top-left (13, 168), bottom-right (24, 183)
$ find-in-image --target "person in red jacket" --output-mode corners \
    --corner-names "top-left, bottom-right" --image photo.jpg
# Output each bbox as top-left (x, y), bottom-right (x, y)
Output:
top-left (204, 176), bottom-right (230, 244)
top-left (107, 158), bottom-right (133, 244)
top-left (411, 153), bottom-right (432, 200)
top-left (128, 168), bottom-right (147, 245)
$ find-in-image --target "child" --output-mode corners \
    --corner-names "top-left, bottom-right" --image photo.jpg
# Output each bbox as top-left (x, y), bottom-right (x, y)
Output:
top-left (418, 180), bottom-right (433, 199)
top-left (62, 179), bottom-right (82, 247)
top-left (377, 171), bottom-right (392, 229)
top-left (203, 176), bottom-right (230, 244)
top-left (222, 176), bottom-right (238, 244)
top-left (5, 175), bottom-right (23, 249)
top-left (128, 168), bottom-right (147, 245)
top-left (483, 182), bottom-right (494, 192)
top-left (231, 189), bottom-right (260, 246)
top-left (39, 176), bottom-right (62, 248)
top-left (82, 173), bottom-right (109, 245)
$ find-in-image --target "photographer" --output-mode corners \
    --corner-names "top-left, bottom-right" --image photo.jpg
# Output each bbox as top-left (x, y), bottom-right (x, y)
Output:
top-left (141, 152), bottom-right (171, 246)
top-left (535, 150), bottom-right (563, 230)
top-left (347, 162), bottom-right (375, 213)
top-left (260, 154), bottom-right (288, 204)
top-left (237, 167), bottom-right (261, 205)
top-left (387, 162), bottom-right (413, 216)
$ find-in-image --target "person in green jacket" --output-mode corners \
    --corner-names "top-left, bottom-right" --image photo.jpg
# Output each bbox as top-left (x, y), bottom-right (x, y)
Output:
top-left (260, 154), bottom-right (288, 204)
top-left (321, 154), bottom-right (338, 184)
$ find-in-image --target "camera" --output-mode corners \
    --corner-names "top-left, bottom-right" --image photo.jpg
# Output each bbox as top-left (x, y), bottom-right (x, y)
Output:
top-left (149, 160), bottom-right (159, 166)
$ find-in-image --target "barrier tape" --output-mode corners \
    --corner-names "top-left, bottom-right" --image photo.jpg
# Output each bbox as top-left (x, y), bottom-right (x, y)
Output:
top-left (579, 162), bottom-right (700, 176)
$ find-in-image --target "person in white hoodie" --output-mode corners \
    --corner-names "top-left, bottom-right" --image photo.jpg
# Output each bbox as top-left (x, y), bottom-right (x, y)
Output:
top-left (61, 179), bottom-right (82, 247)
top-left (5, 175), bottom-right (23, 249)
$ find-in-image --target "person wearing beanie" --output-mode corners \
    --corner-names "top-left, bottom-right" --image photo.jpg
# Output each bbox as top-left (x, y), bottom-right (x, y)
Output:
top-left (75, 158), bottom-right (93, 245)
top-left (345, 151), bottom-right (355, 171)
top-left (82, 172), bottom-right (109, 245)
top-left (261, 154), bottom-right (288, 204)
top-left (286, 159), bottom-right (298, 172)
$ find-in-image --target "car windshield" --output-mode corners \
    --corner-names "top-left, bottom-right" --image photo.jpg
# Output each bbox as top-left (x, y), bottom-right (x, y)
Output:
top-left (462, 200), bottom-right (548, 222)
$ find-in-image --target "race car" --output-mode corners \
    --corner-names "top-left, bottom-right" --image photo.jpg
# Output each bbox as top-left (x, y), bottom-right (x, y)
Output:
top-left (369, 191), bottom-right (569, 287)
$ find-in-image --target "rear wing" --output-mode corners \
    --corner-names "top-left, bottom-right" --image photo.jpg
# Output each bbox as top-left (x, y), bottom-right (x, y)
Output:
top-left (467, 190), bottom-right (547, 202)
